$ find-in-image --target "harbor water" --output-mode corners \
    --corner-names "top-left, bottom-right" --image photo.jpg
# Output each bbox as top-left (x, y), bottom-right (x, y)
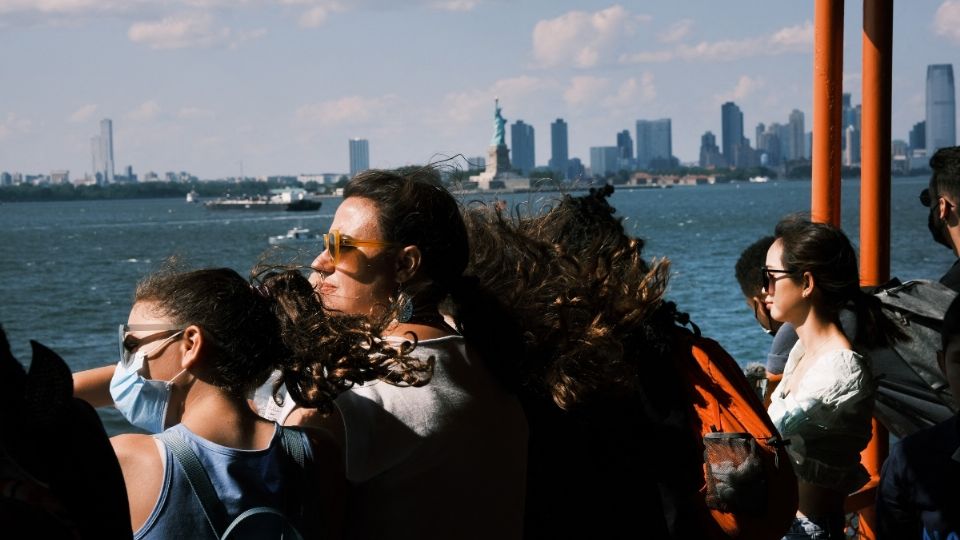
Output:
top-left (0, 176), bottom-right (950, 434)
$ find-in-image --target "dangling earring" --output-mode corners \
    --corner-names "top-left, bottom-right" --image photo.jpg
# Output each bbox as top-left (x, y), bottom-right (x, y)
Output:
top-left (396, 285), bottom-right (414, 323)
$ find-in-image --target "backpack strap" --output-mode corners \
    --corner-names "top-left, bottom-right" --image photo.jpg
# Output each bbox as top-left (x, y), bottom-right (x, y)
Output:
top-left (156, 431), bottom-right (228, 539)
top-left (279, 427), bottom-right (306, 470)
top-left (221, 508), bottom-right (304, 540)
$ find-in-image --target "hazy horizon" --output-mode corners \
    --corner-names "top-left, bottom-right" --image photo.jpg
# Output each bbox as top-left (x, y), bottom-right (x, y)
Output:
top-left (1, 1), bottom-right (958, 178)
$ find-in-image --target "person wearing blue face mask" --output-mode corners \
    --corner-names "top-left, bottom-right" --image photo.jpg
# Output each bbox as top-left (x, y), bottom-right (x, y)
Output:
top-left (74, 267), bottom-right (419, 539)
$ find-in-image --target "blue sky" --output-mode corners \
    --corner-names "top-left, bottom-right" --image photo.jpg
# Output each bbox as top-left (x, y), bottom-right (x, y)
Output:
top-left (0, 1), bottom-right (958, 179)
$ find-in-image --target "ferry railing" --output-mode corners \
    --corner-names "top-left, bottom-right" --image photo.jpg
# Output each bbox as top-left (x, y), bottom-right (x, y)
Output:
top-left (813, 1), bottom-right (893, 538)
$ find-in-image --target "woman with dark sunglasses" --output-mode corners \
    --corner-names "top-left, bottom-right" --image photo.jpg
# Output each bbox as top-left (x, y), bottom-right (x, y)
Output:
top-left (763, 216), bottom-right (904, 539)
top-left (74, 266), bottom-right (413, 539)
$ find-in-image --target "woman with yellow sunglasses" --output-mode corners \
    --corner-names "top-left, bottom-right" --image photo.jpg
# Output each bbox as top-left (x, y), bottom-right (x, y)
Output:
top-left (274, 167), bottom-right (528, 540)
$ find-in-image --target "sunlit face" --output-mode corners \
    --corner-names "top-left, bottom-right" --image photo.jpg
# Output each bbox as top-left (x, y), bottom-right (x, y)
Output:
top-left (309, 196), bottom-right (397, 316)
top-left (763, 239), bottom-right (806, 325)
top-left (124, 300), bottom-right (183, 380)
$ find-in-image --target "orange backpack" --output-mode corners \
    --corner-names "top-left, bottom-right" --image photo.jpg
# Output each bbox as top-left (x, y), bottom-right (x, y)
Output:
top-left (674, 328), bottom-right (798, 540)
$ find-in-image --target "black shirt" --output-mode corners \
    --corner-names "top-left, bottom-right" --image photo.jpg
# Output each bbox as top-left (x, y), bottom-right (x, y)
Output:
top-left (940, 259), bottom-right (960, 292)
top-left (877, 415), bottom-right (960, 539)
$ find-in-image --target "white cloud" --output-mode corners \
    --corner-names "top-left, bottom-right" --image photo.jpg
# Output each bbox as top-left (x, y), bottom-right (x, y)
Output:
top-left (128, 14), bottom-right (234, 49)
top-left (658, 19), bottom-right (693, 44)
top-left (429, 0), bottom-right (479, 11)
top-left (68, 104), bottom-right (98, 123)
top-left (0, 112), bottom-right (32, 140)
top-left (440, 76), bottom-right (548, 125)
top-left (177, 107), bottom-right (215, 119)
top-left (934, 1), bottom-right (960, 44)
top-left (532, 5), bottom-right (650, 68)
top-left (714, 75), bottom-right (765, 105)
top-left (564, 76), bottom-right (609, 106)
top-left (605, 73), bottom-right (656, 107)
top-left (620, 21), bottom-right (814, 64)
top-left (0, 0), bottom-right (133, 15)
top-left (295, 95), bottom-right (398, 125)
top-left (127, 100), bottom-right (161, 121)
top-left (769, 21), bottom-right (814, 48)
top-left (299, 6), bottom-right (331, 27)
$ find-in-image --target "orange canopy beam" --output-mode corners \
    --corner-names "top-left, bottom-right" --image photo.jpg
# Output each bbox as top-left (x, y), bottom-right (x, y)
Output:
top-left (812, 0), bottom-right (844, 226)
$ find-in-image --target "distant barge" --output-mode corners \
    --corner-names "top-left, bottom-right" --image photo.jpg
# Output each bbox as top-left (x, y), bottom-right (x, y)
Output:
top-left (204, 188), bottom-right (322, 211)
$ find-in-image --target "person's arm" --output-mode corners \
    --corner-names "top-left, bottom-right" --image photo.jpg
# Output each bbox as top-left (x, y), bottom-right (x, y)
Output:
top-left (110, 434), bottom-right (164, 534)
top-left (73, 365), bottom-right (116, 407)
top-left (763, 371), bottom-right (783, 408)
top-left (285, 406), bottom-right (345, 451)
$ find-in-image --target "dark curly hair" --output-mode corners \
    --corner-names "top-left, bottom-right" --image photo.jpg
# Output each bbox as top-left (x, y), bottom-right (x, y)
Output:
top-left (929, 146), bottom-right (960, 200)
top-left (134, 267), bottom-right (427, 413)
top-left (735, 236), bottom-right (775, 298)
top-left (463, 185), bottom-right (679, 410)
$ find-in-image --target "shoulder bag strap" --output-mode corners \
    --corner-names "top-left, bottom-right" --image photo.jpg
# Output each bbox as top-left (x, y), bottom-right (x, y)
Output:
top-left (279, 426), bottom-right (307, 470)
top-left (156, 431), bottom-right (228, 538)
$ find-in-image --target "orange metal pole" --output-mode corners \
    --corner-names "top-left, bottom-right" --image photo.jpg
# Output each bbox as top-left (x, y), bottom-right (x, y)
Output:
top-left (861, 0), bottom-right (893, 287)
top-left (812, 0), bottom-right (844, 226)
top-left (858, 2), bottom-right (894, 539)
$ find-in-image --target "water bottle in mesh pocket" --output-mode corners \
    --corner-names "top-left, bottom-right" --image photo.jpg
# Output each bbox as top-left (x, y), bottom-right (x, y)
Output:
top-left (702, 432), bottom-right (767, 514)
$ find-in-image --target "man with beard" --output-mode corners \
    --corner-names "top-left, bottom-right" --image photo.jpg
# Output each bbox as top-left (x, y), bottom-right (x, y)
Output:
top-left (923, 146), bottom-right (960, 292)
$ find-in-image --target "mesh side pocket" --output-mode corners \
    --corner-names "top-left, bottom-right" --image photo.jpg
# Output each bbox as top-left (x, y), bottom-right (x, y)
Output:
top-left (703, 432), bottom-right (767, 514)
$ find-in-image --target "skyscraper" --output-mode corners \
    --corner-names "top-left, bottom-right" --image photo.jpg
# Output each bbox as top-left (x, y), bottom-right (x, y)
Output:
top-left (757, 126), bottom-right (782, 167)
top-left (635, 119), bottom-right (672, 168)
top-left (549, 118), bottom-right (569, 178)
top-left (844, 125), bottom-right (861, 166)
top-left (589, 146), bottom-right (619, 177)
top-left (721, 102), bottom-right (744, 167)
top-left (909, 121), bottom-right (926, 153)
top-left (699, 131), bottom-right (722, 168)
top-left (616, 130), bottom-right (633, 160)
top-left (510, 120), bottom-right (535, 175)
top-left (100, 119), bottom-right (115, 183)
top-left (787, 110), bottom-right (805, 161)
top-left (349, 138), bottom-right (369, 177)
top-left (926, 64), bottom-right (956, 156)
top-left (90, 136), bottom-right (102, 183)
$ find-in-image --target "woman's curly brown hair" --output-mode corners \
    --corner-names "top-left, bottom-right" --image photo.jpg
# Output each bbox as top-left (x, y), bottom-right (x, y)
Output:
top-left (463, 185), bottom-right (680, 410)
top-left (136, 266), bottom-right (430, 415)
top-left (253, 268), bottom-right (433, 413)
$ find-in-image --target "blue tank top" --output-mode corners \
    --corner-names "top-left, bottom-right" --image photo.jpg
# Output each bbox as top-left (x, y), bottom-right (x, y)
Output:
top-left (134, 423), bottom-right (314, 540)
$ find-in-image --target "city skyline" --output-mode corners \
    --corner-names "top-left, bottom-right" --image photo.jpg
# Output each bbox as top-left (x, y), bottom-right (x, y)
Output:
top-left (1, 2), bottom-right (958, 178)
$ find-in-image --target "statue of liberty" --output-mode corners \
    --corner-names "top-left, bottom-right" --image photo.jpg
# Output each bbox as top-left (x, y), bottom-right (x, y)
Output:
top-left (491, 98), bottom-right (506, 147)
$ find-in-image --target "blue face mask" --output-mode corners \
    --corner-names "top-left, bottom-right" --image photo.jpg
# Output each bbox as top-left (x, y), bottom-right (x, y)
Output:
top-left (109, 332), bottom-right (186, 433)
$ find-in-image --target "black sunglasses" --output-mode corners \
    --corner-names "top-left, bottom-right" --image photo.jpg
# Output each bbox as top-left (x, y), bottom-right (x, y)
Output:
top-left (760, 266), bottom-right (796, 292)
top-left (920, 188), bottom-right (932, 208)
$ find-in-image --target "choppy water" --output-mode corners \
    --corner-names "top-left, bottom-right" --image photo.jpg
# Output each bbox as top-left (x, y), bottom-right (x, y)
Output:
top-left (0, 176), bottom-right (950, 434)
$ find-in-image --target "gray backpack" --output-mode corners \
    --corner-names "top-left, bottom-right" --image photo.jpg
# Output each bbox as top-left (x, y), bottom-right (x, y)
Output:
top-left (156, 428), bottom-right (308, 540)
top-left (866, 279), bottom-right (959, 438)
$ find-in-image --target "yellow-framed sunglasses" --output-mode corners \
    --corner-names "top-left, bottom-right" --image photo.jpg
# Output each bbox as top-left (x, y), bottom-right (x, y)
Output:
top-left (322, 228), bottom-right (395, 265)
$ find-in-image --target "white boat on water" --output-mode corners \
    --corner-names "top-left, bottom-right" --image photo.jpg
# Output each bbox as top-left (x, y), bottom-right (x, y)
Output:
top-left (186, 190), bottom-right (200, 203)
top-left (748, 175), bottom-right (770, 183)
top-left (205, 188), bottom-right (322, 211)
top-left (268, 227), bottom-right (323, 245)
